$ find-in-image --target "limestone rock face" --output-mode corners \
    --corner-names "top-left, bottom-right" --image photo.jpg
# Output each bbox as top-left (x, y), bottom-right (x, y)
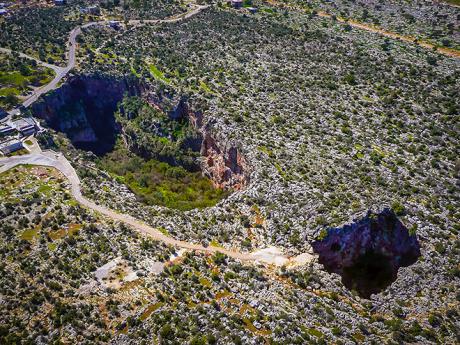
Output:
top-left (155, 96), bottom-right (250, 190)
top-left (312, 209), bottom-right (421, 298)
top-left (200, 131), bottom-right (248, 190)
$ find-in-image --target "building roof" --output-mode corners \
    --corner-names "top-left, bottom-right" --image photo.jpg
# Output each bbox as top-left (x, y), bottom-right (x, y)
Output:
top-left (0, 138), bottom-right (23, 149)
top-left (0, 124), bottom-right (14, 133)
top-left (12, 118), bottom-right (36, 131)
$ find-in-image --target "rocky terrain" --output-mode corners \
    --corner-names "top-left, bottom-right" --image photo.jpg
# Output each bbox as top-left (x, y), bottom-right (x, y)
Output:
top-left (294, 0), bottom-right (460, 49)
top-left (0, 0), bottom-right (185, 66)
top-left (1, 0), bottom-right (459, 344)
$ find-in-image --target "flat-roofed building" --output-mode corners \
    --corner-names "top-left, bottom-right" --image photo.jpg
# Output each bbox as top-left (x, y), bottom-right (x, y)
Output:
top-left (12, 117), bottom-right (37, 136)
top-left (0, 138), bottom-right (23, 155)
top-left (0, 124), bottom-right (15, 136)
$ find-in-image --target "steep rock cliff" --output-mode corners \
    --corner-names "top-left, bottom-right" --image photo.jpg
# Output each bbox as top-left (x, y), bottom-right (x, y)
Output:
top-left (32, 75), bottom-right (141, 155)
top-left (174, 101), bottom-right (249, 190)
top-left (142, 96), bottom-right (249, 190)
top-left (32, 74), bottom-right (249, 190)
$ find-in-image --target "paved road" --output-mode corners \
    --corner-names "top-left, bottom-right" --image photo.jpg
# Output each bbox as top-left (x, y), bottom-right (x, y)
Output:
top-left (0, 47), bottom-right (66, 72)
top-left (0, 152), bottom-right (314, 267)
top-left (1, 5), bottom-right (209, 122)
top-left (2, 2), bottom-right (458, 124)
top-left (0, 47), bottom-right (68, 117)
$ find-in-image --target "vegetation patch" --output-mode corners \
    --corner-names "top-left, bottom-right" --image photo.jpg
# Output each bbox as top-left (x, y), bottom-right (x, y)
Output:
top-left (94, 95), bottom-right (229, 210)
top-left (0, 7), bottom-right (79, 65)
top-left (97, 145), bottom-right (228, 211)
top-left (139, 302), bottom-right (164, 321)
top-left (148, 63), bottom-right (171, 84)
top-left (7, 148), bottom-right (29, 157)
top-left (20, 227), bottom-right (39, 241)
top-left (0, 52), bottom-right (54, 108)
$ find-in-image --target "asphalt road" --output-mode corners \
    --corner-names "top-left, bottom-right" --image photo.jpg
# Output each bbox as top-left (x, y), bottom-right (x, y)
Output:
top-left (1, 5), bottom-right (209, 122)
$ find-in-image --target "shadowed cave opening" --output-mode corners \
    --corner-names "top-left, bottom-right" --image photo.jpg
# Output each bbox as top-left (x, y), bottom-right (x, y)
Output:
top-left (32, 76), bottom-right (133, 156)
top-left (312, 209), bottom-right (421, 298)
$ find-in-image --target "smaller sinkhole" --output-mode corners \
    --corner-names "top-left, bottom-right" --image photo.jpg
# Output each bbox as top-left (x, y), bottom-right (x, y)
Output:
top-left (312, 209), bottom-right (421, 299)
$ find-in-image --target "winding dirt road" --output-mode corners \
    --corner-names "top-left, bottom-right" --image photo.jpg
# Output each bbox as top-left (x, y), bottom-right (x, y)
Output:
top-left (267, 0), bottom-right (460, 59)
top-left (4, 1), bottom-right (451, 268)
top-left (0, 152), bottom-right (314, 266)
top-left (321, 12), bottom-right (460, 59)
top-left (3, 2), bottom-right (457, 122)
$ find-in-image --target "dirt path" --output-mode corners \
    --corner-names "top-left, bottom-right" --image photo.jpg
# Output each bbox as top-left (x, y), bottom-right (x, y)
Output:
top-left (0, 152), bottom-right (315, 267)
top-left (0, 47), bottom-right (66, 72)
top-left (2, 2), bottom-right (458, 124)
top-left (266, 0), bottom-right (460, 59)
top-left (319, 12), bottom-right (460, 59)
top-left (0, 4), bottom-right (315, 267)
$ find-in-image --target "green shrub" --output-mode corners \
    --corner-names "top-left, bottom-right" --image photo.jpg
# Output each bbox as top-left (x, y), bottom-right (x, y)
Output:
top-left (391, 201), bottom-right (406, 216)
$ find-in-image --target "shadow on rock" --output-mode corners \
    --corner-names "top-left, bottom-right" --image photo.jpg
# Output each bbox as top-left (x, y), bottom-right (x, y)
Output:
top-left (312, 208), bottom-right (421, 299)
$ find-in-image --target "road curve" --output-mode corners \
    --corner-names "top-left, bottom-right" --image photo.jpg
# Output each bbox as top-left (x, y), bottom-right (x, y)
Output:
top-left (0, 152), bottom-right (314, 267)
top-left (2, 2), bottom-right (458, 121)
top-left (0, 47), bottom-right (65, 72)
top-left (2, 5), bottom-right (209, 121)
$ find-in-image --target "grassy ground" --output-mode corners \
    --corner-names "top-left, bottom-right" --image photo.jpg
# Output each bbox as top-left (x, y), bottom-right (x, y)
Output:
top-left (7, 148), bottom-right (29, 157)
top-left (97, 145), bottom-right (229, 211)
top-left (149, 63), bottom-right (171, 84)
top-left (0, 53), bottom-right (55, 109)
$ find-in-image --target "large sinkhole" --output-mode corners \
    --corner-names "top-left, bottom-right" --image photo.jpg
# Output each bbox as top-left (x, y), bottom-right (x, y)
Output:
top-left (312, 209), bottom-right (421, 298)
top-left (31, 75), bottom-right (247, 210)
